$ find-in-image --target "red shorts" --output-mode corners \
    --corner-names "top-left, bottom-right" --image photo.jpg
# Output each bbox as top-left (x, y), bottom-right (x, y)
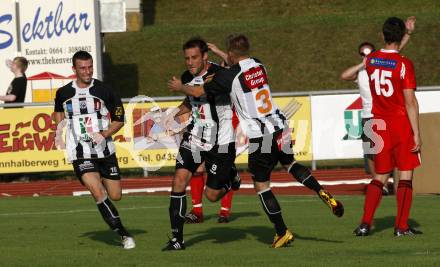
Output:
top-left (372, 116), bottom-right (420, 173)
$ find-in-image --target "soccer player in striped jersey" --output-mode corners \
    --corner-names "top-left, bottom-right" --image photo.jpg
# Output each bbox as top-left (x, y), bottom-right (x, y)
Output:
top-left (54, 51), bottom-right (135, 249)
top-left (169, 34), bottom-right (344, 248)
top-left (181, 41), bottom-right (236, 224)
top-left (163, 38), bottom-right (240, 250)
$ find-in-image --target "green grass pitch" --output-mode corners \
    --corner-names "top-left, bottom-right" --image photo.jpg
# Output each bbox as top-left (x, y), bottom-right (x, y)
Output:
top-left (1, 195), bottom-right (439, 266)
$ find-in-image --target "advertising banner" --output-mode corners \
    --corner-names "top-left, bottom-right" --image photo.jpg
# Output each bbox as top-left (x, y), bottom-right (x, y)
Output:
top-left (0, 0), bottom-right (101, 103)
top-left (0, 0), bottom-right (18, 99)
top-left (0, 96), bottom-right (312, 174)
top-left (311, 91), bottom-right (440, 160)
top-left (19, 0), bottom-right (101, 103)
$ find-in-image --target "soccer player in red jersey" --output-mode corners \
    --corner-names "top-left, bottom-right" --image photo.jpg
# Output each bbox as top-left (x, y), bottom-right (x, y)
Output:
top-left (354, 17), bottom-right (422, 237)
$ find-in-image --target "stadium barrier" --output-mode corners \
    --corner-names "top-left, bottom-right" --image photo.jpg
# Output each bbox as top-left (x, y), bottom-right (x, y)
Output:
top-left (0, 86), bottom-right (439, 175)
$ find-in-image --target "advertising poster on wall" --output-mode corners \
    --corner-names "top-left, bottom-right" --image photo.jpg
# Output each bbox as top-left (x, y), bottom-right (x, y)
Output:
top-left (0, 0), bottom-right (101, 103)
top-left (0, 96), bottom-right (312, 174)
top-left (0, 0), bottom-right (18, 99)
top-left (311, 91), bottom-right (440, 160)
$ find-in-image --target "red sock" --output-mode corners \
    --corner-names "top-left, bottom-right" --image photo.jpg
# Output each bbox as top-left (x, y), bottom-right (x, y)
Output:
top-left (395, 180), bottom-right (413, 230)
top-left (361, 179), bottom-right (384, 226)
top-left (219, 190), bottom-right (234, 217)
top-left (189, 172), bottom-right (204, 216)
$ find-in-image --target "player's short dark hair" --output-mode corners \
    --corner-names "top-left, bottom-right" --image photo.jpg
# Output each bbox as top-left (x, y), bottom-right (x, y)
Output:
top-left (13, 56), bottom-right (28, 73)
top-left (182, 37), bottom-right (208, 54)
top-left (383, 17), bottom-right (406, 44)
top-left (358, 42), bottom-right (375, 55)
top-left (72, 51), bottom-right (93, 67)
top-left (226, 34), bottom-right (250, 56)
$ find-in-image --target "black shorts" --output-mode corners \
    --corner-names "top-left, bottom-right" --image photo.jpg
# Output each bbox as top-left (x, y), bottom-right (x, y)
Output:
top-left (248, 129), bottom-right (294, 182)
top-left (176, 135), bottom-right (236, 190)
top-left (72, 154), bottom-right (121, 185)
top-left (361, 118), bottom-right (375, 160)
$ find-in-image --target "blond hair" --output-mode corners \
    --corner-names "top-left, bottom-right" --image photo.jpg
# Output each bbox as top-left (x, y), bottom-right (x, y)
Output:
top-left (226, 34), bottom-right (250, 56)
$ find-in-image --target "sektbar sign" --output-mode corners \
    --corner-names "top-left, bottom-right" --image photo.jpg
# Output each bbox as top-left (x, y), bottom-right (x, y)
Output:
top-left (0, 0), bottom-right (102, 103)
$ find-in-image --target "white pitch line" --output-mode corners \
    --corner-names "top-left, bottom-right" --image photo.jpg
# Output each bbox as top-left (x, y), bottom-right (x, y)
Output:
top-left (0, 199), bottom-right (325, 217)
top-left (72, 178), bottom-right (372, 196)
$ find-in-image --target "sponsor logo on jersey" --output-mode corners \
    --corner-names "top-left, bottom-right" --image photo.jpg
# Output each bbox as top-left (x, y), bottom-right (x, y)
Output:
top-left (243, 66), bottom-right (267, 90)
top-left (79, 100), bottom-right (87, 110)
top-left (370, 58), bottom-right (397, 69)
top-left (193, 77), bottom-right (204, 84)
top-left (79, 134), bottom-right (93, 142)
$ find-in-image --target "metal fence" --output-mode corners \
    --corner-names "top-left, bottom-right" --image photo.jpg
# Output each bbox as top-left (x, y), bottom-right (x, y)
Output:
top-left (1, 86), bottom-right (439, 108)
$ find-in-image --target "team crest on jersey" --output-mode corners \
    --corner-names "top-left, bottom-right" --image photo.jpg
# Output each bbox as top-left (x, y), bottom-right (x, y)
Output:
top-left (79, 100), bottom-right (87, 110)
top-left (370, 58), bottom-right (397, 69)
top-left (115, 106), bottom-right (123, 116)
top-left (243, 66), bottom-right (267, 90)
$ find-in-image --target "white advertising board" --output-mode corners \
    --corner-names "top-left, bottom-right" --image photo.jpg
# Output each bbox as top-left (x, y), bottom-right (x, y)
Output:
top-left (0, 0), bottom-right (18, 99)
top-left (311, 91), bottom-right (440, 160)
top-left (0, 0), bottom-right (102, 103)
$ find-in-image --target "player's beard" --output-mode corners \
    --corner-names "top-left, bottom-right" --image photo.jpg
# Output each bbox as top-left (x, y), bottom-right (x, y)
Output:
top-left (79, 75), bottom-right (93, 85)
top-left (191, 62), bottom-right (206, 76)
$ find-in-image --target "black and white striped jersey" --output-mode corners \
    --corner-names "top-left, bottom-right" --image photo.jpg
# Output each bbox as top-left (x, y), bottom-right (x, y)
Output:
top-left (54, 79), bottom-right (124, 161)
top-left (204, 58), bottom-right (286, 139)
top-left (181, 62), bottom-right (234, 149)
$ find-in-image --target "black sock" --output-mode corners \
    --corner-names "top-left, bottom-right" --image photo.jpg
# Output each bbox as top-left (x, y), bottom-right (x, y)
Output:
top-left (288, 163), bottom-right (323, 193)
top-left (258, 189), bottom-right (287, 236)
top-left (97, 197), bottom-right (130, 237)
top-left (169, 192), bottom-right (187, 242)
top-left (301, 175), bottom-right (323, 193)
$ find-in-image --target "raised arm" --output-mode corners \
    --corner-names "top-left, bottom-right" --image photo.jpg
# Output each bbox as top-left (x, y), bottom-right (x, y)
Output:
top-left (207, 42), bottom-right (230, 66)
top-left (340, 62), bottom-right (364, 81)
top-left (399, 16), bottom-right (416, 51)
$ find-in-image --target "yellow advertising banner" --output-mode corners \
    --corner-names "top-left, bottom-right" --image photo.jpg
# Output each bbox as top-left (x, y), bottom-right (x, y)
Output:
top-left (0, 96), bottom-right (312, 174)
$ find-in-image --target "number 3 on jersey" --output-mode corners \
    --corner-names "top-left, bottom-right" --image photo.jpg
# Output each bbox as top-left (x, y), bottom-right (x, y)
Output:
top-left (371, 69), bottom-right (394, 97)
top-left (255, 89), bottom-right (273, 114)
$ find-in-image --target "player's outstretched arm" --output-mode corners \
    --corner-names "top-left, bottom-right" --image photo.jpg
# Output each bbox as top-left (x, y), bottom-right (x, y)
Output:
top-left (403, 89), bottom-right (421, 152)
top-left (168, 76), bottom-right (205, 97)
top-left (340, 62), bottom-right (364, 81)
top-left (399, 16), bottom-right (416, 51)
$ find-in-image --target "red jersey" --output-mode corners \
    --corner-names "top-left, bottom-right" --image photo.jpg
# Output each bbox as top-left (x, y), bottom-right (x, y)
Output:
top-left (365, 49), bottom-right (416, 118)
